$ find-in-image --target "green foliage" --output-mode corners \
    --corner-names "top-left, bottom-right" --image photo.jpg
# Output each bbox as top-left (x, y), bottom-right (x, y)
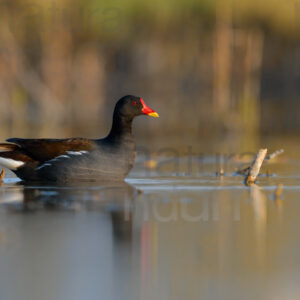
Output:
top-left (0, 0), bottom-right (298, 39)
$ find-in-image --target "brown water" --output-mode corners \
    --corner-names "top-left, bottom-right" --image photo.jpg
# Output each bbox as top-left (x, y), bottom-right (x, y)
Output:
top-left (0, 143), bottom-right (299, 300)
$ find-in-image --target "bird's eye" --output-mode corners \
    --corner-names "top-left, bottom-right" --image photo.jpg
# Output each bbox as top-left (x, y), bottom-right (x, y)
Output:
top-left (132, 101), bottom-right (137, 106)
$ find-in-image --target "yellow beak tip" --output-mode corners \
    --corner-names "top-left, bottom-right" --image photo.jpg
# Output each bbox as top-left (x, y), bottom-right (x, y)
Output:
top-left (148, 112), bottom-right (159, 118)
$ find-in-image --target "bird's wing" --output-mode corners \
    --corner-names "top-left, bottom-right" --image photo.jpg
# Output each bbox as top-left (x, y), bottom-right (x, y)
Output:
top-left (5, 138), bottom-right (95, 162)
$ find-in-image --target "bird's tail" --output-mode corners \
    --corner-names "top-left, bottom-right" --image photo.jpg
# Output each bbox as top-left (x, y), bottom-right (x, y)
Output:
top-left (0, 143), bottom-right (25, 170)
top-left (0, 143), bottom-right (19, 152)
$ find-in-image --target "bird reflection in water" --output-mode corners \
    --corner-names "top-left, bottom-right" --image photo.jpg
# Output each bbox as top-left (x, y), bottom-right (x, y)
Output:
top-left (0, 181), bottom-right (136, 242)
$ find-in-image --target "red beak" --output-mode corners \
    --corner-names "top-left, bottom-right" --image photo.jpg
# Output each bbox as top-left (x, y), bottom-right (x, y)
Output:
top-left (140, 98), bottom-right (159, 118)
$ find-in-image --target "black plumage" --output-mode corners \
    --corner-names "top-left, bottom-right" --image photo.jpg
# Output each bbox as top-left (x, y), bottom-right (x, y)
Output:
top-left (0, 95), bottom-right (158, 182)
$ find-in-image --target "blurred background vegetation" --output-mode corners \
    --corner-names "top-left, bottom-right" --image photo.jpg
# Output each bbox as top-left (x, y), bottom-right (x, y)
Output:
top-left (0, 0), bottom-right (299, 151)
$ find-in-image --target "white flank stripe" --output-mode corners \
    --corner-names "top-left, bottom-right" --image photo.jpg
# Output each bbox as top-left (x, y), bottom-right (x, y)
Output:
top-left (35, 151), bottom-right (88, 171)
top-left (36, 163), bottom-right (52, 170)
top-left (66, 151), bottom-right (88, 155)
top-left (56, 155), bottom-right (70, 159)
top-left (0, 157), bottom-right (24, 170)
top-left (50, 155), bottom-right (70, 162)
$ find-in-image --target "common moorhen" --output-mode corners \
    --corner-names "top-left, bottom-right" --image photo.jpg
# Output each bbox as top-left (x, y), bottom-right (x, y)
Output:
top-left (0, 95), bottom-right (159, 182)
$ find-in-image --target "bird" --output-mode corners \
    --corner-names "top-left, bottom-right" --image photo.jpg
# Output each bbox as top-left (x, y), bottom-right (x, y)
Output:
top-left (0, 95), bottom-right (159, 182)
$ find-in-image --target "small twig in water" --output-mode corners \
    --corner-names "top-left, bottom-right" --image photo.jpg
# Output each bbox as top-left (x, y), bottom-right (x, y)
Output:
top-left (266, 149), bottom-right (284, 161)
top-left (236, 148), bottom-right (284, 177)
top-left (216, 168), bottom-right (224, 177)
top-left (274, 184), bottom-right (283, 206)
top-left (235, 166), bottom-right (250, 176)
top-left (245, 149), bottom-right (268, 185)
top-left (216, 154), bottom-right (225, 177)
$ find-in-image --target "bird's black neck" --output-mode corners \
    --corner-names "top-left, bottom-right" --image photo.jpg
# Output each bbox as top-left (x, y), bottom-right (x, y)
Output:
top-left (106, 112), bottom-right (134, 141)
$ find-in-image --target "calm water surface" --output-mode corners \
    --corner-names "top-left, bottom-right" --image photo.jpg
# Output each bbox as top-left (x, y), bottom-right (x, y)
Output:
top-left (0, 148), bottom-right (300, 300)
